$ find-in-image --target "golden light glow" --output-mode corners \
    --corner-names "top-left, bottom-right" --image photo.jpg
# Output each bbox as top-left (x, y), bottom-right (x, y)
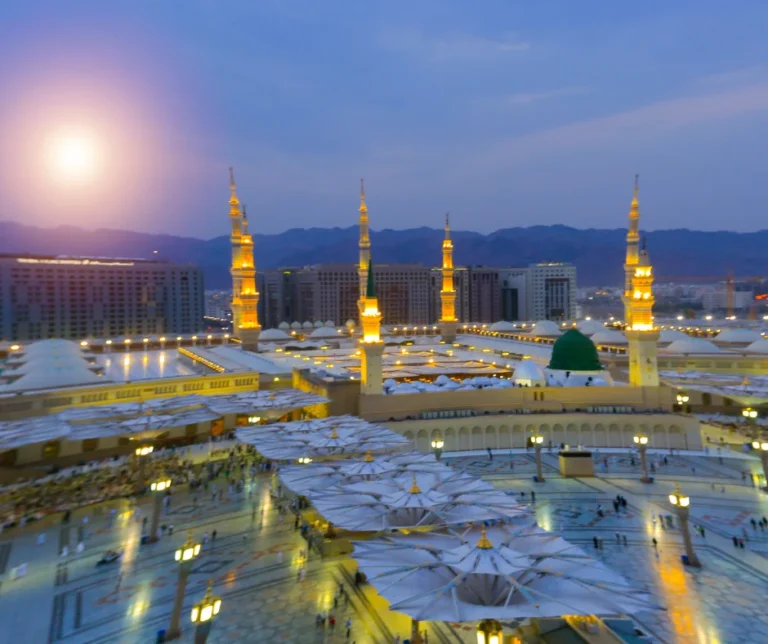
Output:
top-left (48, 132), bottom-right (100, 183)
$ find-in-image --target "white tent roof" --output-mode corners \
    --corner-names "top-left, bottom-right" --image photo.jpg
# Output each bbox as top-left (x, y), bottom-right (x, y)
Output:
top-left (662, 338), bottom-right (722, 354)
top-left (745, 338), bottom-right (768, 354)
top-left (259, 328), bottom-right (291, 341)
top-left (489, 321), bottom-right (518, 332)
top-left (576, 319), bottom-right (605, 336)
top-left (529, 320), bottom-right (562, 337)
top-left (309, 326), bottom-right (341, 339)
top-left (590, 329), bottom-right (628, 345)
top-left (659, 329), bottom-right (688, 343)
top-left (513, 359), bottom-right (546, 384)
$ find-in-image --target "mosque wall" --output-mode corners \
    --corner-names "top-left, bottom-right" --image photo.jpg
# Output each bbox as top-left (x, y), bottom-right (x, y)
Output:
top-left (358, 385), bottom-right (676, 422)
top-left (384, 412), bottom-right (701, 453)
top-left (657, 356), bottom-right (768, 374)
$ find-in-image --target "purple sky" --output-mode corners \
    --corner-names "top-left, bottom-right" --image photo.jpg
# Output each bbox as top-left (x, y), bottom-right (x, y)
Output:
top-left (1, 1), bottom-right (767, 238)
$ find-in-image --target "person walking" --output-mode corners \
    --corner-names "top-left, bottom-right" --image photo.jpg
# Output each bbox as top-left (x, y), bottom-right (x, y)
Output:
top-left (346, 618), bottom-right (352, 640)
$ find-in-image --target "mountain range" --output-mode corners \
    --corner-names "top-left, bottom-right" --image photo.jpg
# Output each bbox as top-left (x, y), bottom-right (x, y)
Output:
top-left (1, 221), bottom-right (766, 289)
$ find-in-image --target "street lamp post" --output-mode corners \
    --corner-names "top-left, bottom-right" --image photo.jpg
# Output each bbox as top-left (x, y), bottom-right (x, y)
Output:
top-left (751, 441), bottom-right (768, 490)
top-left (476, 619), bottom-right (504, 644)
top-left (134, 444), bottom-right (153, 494)
top-left (190, 580), bottom-right (222, 644)
top-left (633, 434), bottom-right (651, 483)
top-left (743, 408), bottom-right (759, 438)
top-left (532, 435), bottom-right (544, 482)
top-left (431, 438), bottom-right (444, 461)
top-left (166, 532), bottom-right (202, 640)
top-left (676, 392), bottom-right (689, 413)
top-left (669, 483), bottom-right (701, 567)
top-left (147, 477), bottom-right (171, 543)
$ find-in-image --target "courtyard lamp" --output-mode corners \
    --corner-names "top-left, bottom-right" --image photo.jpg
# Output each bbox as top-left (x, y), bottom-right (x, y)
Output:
top-left (190, 580), bottom-right (222, 644)
top-left (476, 619), bottom-right (504, 644)
top-left (751, 441), bottom-right (768, 490)
top-left (532, 434), bottom-right (544, 482)
top-left (298, 456), bottom-right (313, 464)
top-left (165, 532), bottom-right (202, 640)
top-left (431, 438), bottom-right (444, 461)
top-left (633, 434), bottom-right (651, 483)
top-left (676, 392), bottom-right (689, 412)
top-left (147, 476), bottom-right (172, 543)
top-left (133, 444), bottom-right (154, 493)
top-left (669, 483), bottom-right (701, 567)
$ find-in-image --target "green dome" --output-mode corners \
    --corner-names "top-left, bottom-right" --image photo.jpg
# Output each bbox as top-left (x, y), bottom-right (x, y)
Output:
top-left (547, 328), bottom-right (603, 372)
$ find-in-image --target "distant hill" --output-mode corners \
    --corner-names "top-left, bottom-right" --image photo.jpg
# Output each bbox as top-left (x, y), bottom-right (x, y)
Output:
top-left (0, 221), bottom-right (765, 289)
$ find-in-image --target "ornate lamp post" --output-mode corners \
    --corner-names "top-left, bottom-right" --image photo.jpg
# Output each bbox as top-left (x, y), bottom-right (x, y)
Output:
top-left (743, 407), bottom-right (759, 438)
top-left (297, 457), bottom-right (313, 465)
top-left (476, 619), bottom-right (504, 644)
top-left (751, 441), bottom-right (768, 490)
top-left (633, 434), bottom-right (651, 483)
top-left (165, 532), bottom-right (202, 640)
top-left (532, 435), bottom-right (544, 482)
top-left (431, 438), bottom-right (444, 461)
top-left (190, 580), bottom-right (222, 644)
top-left (676, 392), bottom-right (689, 412)
top-left (669, 483), bottom-right (701, 567)
top-left (134, 444), bottom-right (153, 493)
top-left (147, 476), bottom-right (171, 543)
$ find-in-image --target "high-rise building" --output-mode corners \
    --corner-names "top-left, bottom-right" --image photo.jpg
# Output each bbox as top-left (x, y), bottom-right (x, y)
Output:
top-left (526, 263), bottom-right (577, 321)
top-left (0, 254), bottom-right (204, 341)
top-left (499, 268), bottom-right (529, 321)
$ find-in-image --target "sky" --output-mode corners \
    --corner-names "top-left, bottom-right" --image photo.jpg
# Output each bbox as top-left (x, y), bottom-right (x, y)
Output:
top-left (1, 0), bottom-right (767, 238)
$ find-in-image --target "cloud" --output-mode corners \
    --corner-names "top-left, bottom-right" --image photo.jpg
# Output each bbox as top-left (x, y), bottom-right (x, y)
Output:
top-left (507, 86), bottom-right (588, 106)
top-left (379, 30), bottom-right (529, 63)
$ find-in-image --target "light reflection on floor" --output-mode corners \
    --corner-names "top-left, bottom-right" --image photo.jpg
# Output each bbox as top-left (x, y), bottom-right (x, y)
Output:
top-left (96, 350), bottom-right (197, 381)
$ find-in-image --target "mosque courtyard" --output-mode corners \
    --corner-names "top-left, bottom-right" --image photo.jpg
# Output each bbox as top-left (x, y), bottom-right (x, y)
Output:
top-left (0, 444), bottom-right (767, 644)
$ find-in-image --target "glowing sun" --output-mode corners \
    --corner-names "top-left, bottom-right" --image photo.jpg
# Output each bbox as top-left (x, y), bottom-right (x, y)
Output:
top-left (48, 132), bottom-right (100, 182)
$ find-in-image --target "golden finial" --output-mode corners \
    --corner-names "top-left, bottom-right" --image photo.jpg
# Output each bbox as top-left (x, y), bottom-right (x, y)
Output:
top-left (743, 375), bottom-right (750, 387)
top-left (631, 174), bottom-right (639, 207)
top-left (329, 426), bottom-right (339, 439)
top-left (476, 525), bottom-right (493, 549)
top-left (359, 178), bottom-right (367, 215)
top-left (408, 474), bottom-right (422, 494)
top-left (444, 212), bottom-right (451, 239)
top-left (363, 450), bottom-right (374, 463)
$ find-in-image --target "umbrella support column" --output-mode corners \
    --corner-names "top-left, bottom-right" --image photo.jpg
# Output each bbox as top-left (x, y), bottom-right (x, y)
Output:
top-left (411, 619), bottom-right (422, 644)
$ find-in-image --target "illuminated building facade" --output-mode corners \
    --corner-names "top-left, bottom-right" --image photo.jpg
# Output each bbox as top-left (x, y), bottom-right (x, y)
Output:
top-left (359, 261), bottom-right (384, 395)
top-left (0, 254), bottom-right (203, 341)
top-left (227, 168), bottom-right (261, 351)
top-left (626, 242), bottom-right (660, 386)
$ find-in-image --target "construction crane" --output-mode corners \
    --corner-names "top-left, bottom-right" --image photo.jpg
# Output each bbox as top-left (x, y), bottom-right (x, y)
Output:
top-left (655, 272), bottom-right (767, 318)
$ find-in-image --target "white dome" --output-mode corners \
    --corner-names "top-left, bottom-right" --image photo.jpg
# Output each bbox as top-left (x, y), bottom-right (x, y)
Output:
top-left (663, 338), bottom-right (722, 354)
top-left (290, 321), bottom-right (302, 330)
top-left (302, 321), bottom-right (314, 329)
top-left (659, 329), bottom-right (688, 343)
top-left (713, 328), bottom-right (762, 344)
top-left (745, 339), bottom-right (768, 354)
top-left (490, 321), bottom-right (518, 333)
top-left (313, 320), bottom-right (324, 328)
top-left (590, 329), bottom-right (628, 345)
top-left (529, 320), bottom-right (562, 337)
top-left (576, 320), bottom-right (605, 336)
top-left (324, 320), bottom-right (335, 327)
top-left (259, 328), bottom-right (291, 341)
top-left (309, 326), bottom-right (340, 339)
top-left (512, 359), bottom-right (546, 386)
top-left (278, 322), bottom-right (290, 330)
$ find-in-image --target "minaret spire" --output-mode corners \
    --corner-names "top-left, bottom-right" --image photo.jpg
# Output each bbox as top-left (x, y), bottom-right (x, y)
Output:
top-left (626, 230), bottom-right (659, 387)
top-left (439, 212), bottom-right (458, 343)
top-left (622, 174), bottom-right (641, 326)
top-left (360, 255), bottom-right (383, 395)
top-left (358, 179), bottom-right (371, 317)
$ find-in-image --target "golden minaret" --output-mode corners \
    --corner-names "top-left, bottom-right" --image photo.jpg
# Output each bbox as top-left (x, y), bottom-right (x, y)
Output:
top-left (621, 175), bottom-right (641, 326)
top-left (439, 212), bottom-right (459, 343)
top-left (360, 259), bottom-right (384, 395)
top-left (626, 238), bottom-right (659, 386)
top-left (358, 179), bottom-right (371, 317)
top-left (227, 168), bottom-right (261, 351)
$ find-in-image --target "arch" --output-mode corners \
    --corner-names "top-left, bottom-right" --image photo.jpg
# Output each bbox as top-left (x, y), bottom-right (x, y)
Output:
top-left (485, 426), bottom-right (498, 449)
top-left (458, 426), bottom-right (470, 450)
top-left (579, 423), bottom-right (593, 448)
top-left (471, 426), bottom-right (484, 450)
top-left (445, 427), bottom-right (457, 451)
top-left (652, 424), bottom-right (666, 448)
top-left (668, 425), bottom-right (684, 449)
top-left (702, 393), bottom-right (712, 406)
top-left (622, 423), bottom-right (635, 447)
top-left (403, 430), bottom-right (415, 443)
top-left (608, 423), bottom-right (621, 447)
top-left (512, 424), bottom-right (525, 448)
top-left (498, 425), bottom-right (511, 449)
top-left (565, 423), bottom-right (579, 447)
top-left (417, 429), bottom-right (429, 453)
top-left (593, 423), bottom-right (607, 448)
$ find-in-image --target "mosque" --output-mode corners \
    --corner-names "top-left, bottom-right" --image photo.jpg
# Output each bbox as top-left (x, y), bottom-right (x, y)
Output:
top-left (13, 170), bottom-right (768, 467)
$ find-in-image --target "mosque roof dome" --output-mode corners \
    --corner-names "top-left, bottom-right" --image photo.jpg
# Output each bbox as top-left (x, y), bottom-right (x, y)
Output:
top-left (547, 329), bottom-right (602, 371)
top-left (590, 329), bottom-right (628, 345)
top-left (302, 321), bottom-right (314, 330)
top-left (662, 338), bottom-right (721, 354)
top-left (659, 329), bottom-right (688, 343)
top-left (278, 322), bottom-right (290, 330)
top-left (745, 338), bottom-right (768, 354)
top-left (309, 326), bottom-right (341, 339)
top-left (713, 328), bottom-right (761, 344)
top-left (529, 320), bottom-right (562, 337)
top-left (290, 321), bottom-right (302, 330)
top-left (260, 328), bottom-right (291, 341)
top-left (512, 359), bottom-right (546, 384)
top-left (576, 319), bottom-right (605, 336)
top-left (490, 321), bottom-right (517, 333)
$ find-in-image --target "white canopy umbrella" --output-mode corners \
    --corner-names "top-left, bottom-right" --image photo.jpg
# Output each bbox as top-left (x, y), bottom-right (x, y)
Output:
top-left (0, 417), bottom-right (72, 450)
top-left (57, 403), bottom-right (142, 421)
top-left (205, 389), bottom-right (329, 416)
top-left (352, 524), bottom-right (655, 622)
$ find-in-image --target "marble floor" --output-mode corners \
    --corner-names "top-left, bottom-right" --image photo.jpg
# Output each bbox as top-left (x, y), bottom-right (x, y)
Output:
top-left (1, 448), bottom-right (767, 643)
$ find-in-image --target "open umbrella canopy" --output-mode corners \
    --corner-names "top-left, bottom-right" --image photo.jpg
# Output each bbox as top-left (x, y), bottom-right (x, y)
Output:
top-left (308, 472), bottom-right (525, 531)
top-left (352, 524), bottom-right (656, 622)
top-left (0, 417), bottom-right (72, 450)
top-left (205, 389), bottom-right (329, 416)
top-left (57, 403), bottom-right (142, 421)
